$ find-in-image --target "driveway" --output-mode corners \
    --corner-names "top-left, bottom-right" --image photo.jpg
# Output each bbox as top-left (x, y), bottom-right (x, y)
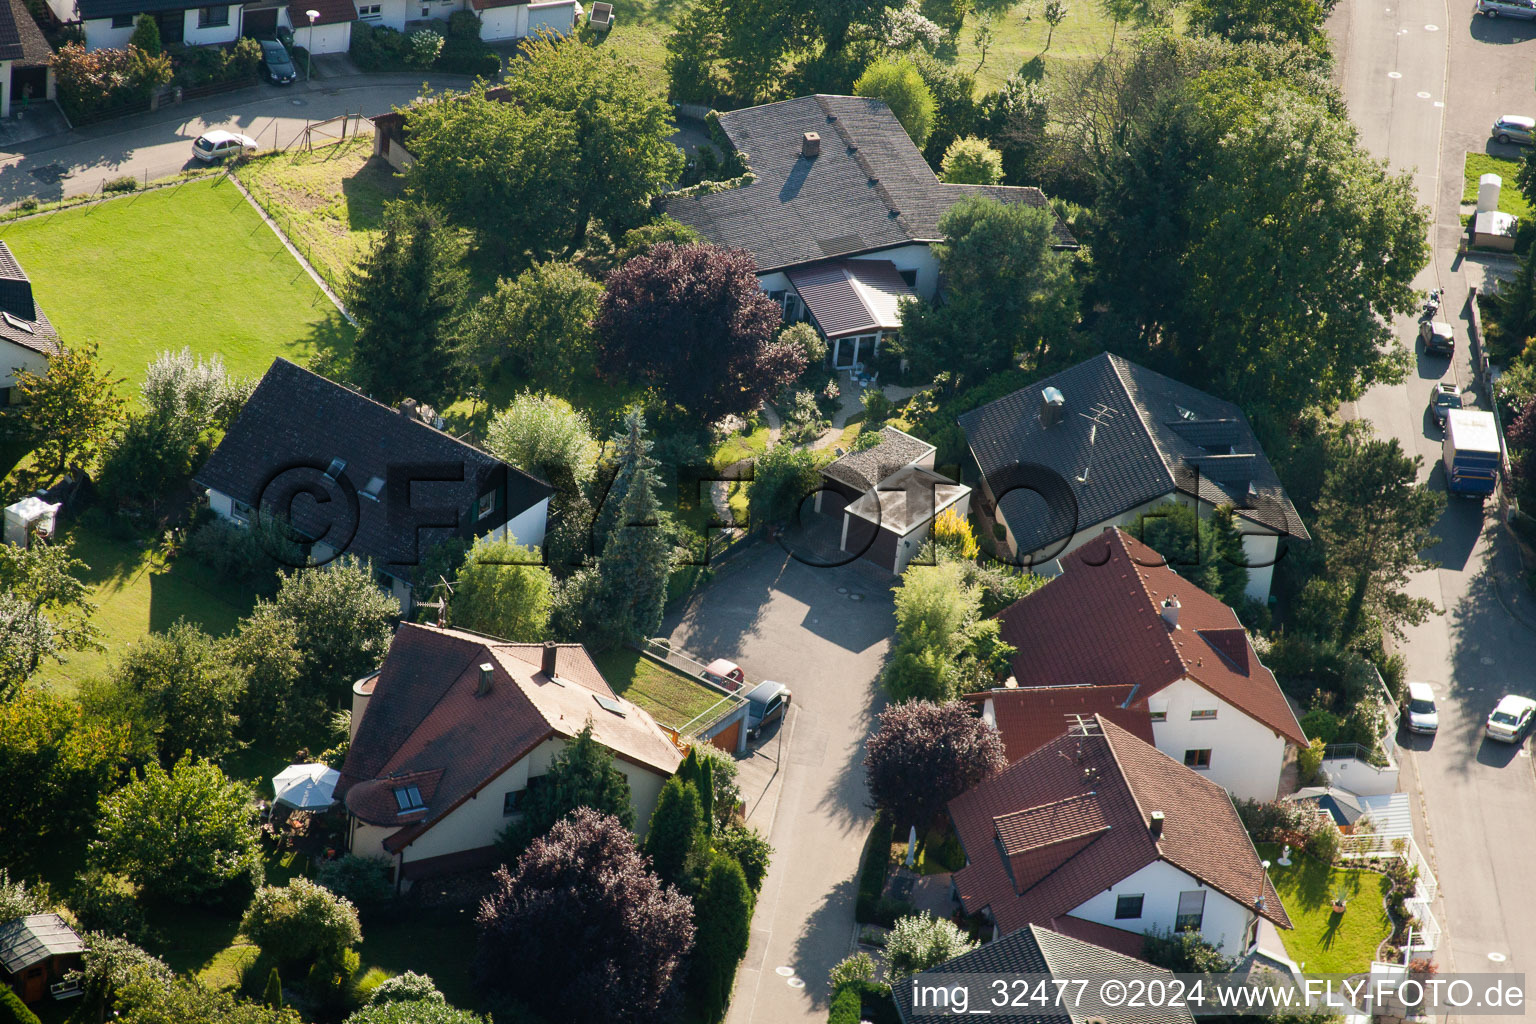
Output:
top-left (1331, 0), bottom-right (1536, 998)
top-left (663, 541), bottom-right (895, 1024)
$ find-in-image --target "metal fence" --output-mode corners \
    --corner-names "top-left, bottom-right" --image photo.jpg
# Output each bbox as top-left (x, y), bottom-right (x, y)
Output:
top-left (634, 638), bottom-right (745, 739)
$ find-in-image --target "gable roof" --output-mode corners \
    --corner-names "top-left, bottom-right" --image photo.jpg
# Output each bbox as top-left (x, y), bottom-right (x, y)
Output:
top-left (785, 258), bottom-right (911, 338)
top-left (993, 530), bottom-right (1306, 746)
top-left (0, 915), bottom-right (83, 974)
top-left (664, 95), bottom-right (1076, 274)
top-left (194, 359), bottom-right (550, 574)
top-left (0, 0), bottom-right (50, 65)
top-left (337, 623), bottom-right (682, 852)
top-left (957, 352), bottom-right (1306, 554)
top-left (893, 923), bottom-right (1196, 1024)
top-left (949, 716), bottom-right (1289, 938)
top-left (0, 241), bottom-right (60, 359)
top-left (967, 684), bottom-right (1156, 762)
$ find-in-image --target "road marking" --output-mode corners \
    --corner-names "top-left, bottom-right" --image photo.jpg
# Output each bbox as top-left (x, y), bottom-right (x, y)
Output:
top-left (1418, 91), bottom-right (1432, 98)
top-left (1490, 952), bottom-right (1508, 962)
top-left (1435, 101), bottom-right (1445, 107)
top-left (775, 967), bottom-right (795, 977)
top-left (787, 977), bottom-right (806, 989)
top-left (1389, 71), bottom-right (1404, 78)
top-left (1425, 22), bottom-right (1440, 29)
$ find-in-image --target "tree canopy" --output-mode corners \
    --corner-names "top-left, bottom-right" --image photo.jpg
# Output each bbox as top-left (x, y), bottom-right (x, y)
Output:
top-left (447, 542), bottom-right (551, 642)
top-left (14, 339), bottom-right (125, 477)
top-left (460, 261), bottom-right (601, 386)
top-left (854, 59), bottom-right (937, 146)
top-left (484, 392), bottom-right (599, 488)
top-left (864, 699), bottom-right (1006, 831)
top-left (497, 722), bottom-right (635, 854)
top-left (595, 243), bottom-right (802, 422)
top-left (939, 136), bottom-right (1005, 184)
top-left (0, 539), bottom-right (100, 700)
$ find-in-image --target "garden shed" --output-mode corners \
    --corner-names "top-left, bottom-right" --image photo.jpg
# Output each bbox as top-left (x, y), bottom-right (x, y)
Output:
top-left (0, 914), bottom-right (84, 1006)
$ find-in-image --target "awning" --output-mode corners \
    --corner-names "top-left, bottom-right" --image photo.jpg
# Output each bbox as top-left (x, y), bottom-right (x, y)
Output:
top-left (272, 762), bottom-right (341, 811)
top-left (786, 259), bottom-right (913, 339)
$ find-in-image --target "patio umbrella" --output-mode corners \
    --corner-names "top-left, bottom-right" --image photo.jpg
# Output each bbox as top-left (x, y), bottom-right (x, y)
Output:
top-left (272, 763), bottom-right (341, 811)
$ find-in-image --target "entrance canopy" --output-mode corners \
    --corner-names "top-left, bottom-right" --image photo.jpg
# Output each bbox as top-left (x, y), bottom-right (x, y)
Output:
top-left (786, 259), bottom-right (912, 339)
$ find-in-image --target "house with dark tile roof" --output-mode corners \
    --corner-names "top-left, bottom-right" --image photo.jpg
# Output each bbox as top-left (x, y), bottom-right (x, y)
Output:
top-left (194, 358), bottom-right (551, 612)
top-left (893, 922), bottom-right (1196, 1024)
top-left (957, 352), bottom-right (1306, 602)
top-left (664, 95), bottom-right (1076, 371)
top-left (948, 716), bottom-right (1290, 959)
top-left (339, 622), bottom-right (683, 883)
top-left (982, 529), bottom-right (1306, 801)
top-left (0, 241), bottom-right (61, 405)
top-left (813, 426), bottom-right (970, 574)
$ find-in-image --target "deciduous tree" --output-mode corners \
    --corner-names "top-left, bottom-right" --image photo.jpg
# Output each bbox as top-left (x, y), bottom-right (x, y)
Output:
top-left (595, 243), bottom-right (801, 422)
top-left (92, 755), bottom-right (263, 904)
top-left (0, 539), bottom-right (100, 700)
top-left (484, 392), bottom-right (598, 487)
top-left (939, 136), bottom-right (1004, 184)
top-left (476, 808), bottom-right (694, 1024)
top-left (241, 878), bottom-right (362, 967)
top-left (446, 541), bottom-right (551, 641)
top-left (1187, 0), bottom-right (1331, 48)
top-left (14, 340), bottom-right (125, 477)
top-left (348, 203), bottom-right (466, 406)
top-left (854, 59), bottom-right (936, 147)
top-left (460, 262), bottom-right (601, 385)
top-left (864, 699), bottom-right (1006, 832)
top-left (883, 912), bottom-right (977, 978)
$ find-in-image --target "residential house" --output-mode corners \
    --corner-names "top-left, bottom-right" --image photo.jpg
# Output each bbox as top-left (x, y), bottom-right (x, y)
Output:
top-left (0, 914), bottom-right (84, 1006)
top-left (337, 622), bottom-right (683, 883)
top-left (283, 0), bottom-right (355, 54)
top-left (0, 0), bottom-right (55, 117)
top-left (982, 528), bottom-right (1306, 801)
top-left (46, 0), bottom-right (248, 51)
top-left (892, 922), bottom-right (1196, 1024)
top-left (194, 357), bottom-right (551, 612)
top-left (0, 241), bottom-right (61, 406)
top-left (948, 715), bottom-right (1291, 959)
top-left (957, 352), bottom-right (1307, 602)
top-left (663, 95), bottom-right (1077, 370)
top-left (814, 426), bottom-right (970, 574)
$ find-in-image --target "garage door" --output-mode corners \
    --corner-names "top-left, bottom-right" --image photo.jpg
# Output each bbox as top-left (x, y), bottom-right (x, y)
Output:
top-left (243, 7), bottom-right (278, 38)
top-left (708, 719), bottom-right (741, 753)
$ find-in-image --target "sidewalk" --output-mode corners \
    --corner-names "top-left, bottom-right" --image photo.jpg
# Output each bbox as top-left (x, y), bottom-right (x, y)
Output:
top-left (1488, 517), bottom-right (1536, 632)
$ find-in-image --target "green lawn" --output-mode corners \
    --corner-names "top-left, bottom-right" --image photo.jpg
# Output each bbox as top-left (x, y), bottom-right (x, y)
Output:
top-left (0, 175), bottom-right (353, 393)
top-left (590, 0), bottom-right (682, 96)
top-left (32, 524), bottom-right (256, 694)
top-left (952, 0), bottom-right (1122, 94)
top-left (592, 647), bottom-right (733, 731)
top-left (237, 136), bottom-right (404, 295)
top-left (1463, 153), bottom-right (1533, 221)
top-left (1258, 844), bottom-right (1393, 974)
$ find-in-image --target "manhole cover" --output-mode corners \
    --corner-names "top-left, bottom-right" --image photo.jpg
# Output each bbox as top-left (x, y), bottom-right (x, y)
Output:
top-left (28, 162), bottom-right (66, 182)
top-left (849, 593), bottom-right (864, 601)
top-left (775, 967), bottom-right (795, 977)
top-left (837, 587), bottom-right (848, 595)
top-left (290, 98), bottom-right (307, 106)
top-left (1489, 952), bottom-right (1508, 963)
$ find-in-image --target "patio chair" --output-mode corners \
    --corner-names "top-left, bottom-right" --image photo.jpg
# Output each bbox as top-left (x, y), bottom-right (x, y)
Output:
top-left (589, 1), bottom-right (615, 29)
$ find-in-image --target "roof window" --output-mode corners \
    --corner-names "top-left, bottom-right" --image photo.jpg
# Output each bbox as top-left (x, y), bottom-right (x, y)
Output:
top-left (2, 311), bottom-right (33, 334)
top-left (593, 694), bottom-right (627, 717)
top-left (325, 458), bottom-right (347, 480)
top-left (362, 476), bottom-right (385, 501)
top-left (392, 785), bottom-right (424, 812)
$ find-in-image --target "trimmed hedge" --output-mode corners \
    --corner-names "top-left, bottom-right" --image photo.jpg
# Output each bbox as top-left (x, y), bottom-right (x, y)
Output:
top-left (828, 984), bottom-right (862, 1024)
top-left (829, 981), bottom-right (900, 1024)
top-left (854, 811), bottom-right (893, 923)
top-left (0, 988), bottom-right (40, 1024)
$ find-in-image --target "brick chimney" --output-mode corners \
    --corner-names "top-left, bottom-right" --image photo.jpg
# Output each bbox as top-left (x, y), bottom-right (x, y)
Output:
top-left (541, 641), bottom-right (558, 679)
top-left (801, 132), bottom-right (820, 159)
top-left (477, 662), bottom-right (494, 696)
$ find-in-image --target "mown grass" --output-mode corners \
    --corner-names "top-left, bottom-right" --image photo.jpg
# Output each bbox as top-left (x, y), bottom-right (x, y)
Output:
top-left (592, 647), bottom-right (732, 731)
top-left (1258, 844), bottom-right (1393, 974)
top-left (0, 175), bottom-right (353, 393)
top-left (31, 524), bottom-right (256, 695)
top-left (1463, 153), bottom-right (1533, 221)
top-left (951, 0), bottom-right (1122, 94)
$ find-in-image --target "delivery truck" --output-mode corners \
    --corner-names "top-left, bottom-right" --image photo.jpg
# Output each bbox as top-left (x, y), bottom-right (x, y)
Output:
top-left (1443, 409), bottom-right (1501, 497)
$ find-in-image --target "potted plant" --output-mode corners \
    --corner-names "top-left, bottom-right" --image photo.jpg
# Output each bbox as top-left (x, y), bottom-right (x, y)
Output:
top-left (1332, 887), bottom-right (1349, 914)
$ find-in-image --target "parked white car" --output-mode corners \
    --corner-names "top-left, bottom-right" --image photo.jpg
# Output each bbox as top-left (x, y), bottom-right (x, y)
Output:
top-left (192, 130), bottom-right (258, 163)
top-left (1404, 681), bottom-right (1439, 735)
top-left (1485, 694), bottom-right (1536, 742)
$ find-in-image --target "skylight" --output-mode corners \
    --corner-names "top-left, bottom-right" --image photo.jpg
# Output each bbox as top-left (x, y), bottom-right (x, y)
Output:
top-left (392, 785), bottom-right (424, 812)
top-left (362, 476), bottom-right (385, 500)
top-left (2, 311), bottom-right (33, 334)
top-left (593, 694), bottom-right (627, 717)
top-left (325, 458), bottom-right (347, 480)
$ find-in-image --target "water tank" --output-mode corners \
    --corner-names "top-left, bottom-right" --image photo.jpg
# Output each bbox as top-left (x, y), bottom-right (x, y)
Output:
top-left (1479, 173), bottom-right (1503, 214)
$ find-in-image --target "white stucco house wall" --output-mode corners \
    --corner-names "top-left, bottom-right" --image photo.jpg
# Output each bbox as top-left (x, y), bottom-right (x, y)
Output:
top-left (340, 624), bottom-right (682, 885)
top-left (194, 357), bottom-right (552, 614)
top-left (949, 716), bottom-right (1290, 961)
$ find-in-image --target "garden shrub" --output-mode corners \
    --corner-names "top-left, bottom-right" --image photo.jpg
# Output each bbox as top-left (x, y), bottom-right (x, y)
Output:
top-left (1299, 708), bottom-right (1341, 745)
top-left (102, 175), bottom-right (137, 193)
top-left (315, 856), bottom-right (394, 915)
top-left (69, 869), bottom-right (150, 943)
top-left (827, 984), bottom-right (862, 1024)
top-left (854, 811), bottom-right (893, 923)
top-left (828, 952), bottom-right (876, 991)
top-left (306, 946), bottom-right (362, 1015)
top-left (446, 9), bottom-right (480, 37)
top-left (715, 823), bottom-right (771, 894)
top-left (16, 197), bottom-right (38, 211)
top-left (242, 878), bottom-right (363, 967)
top-left (183, 514), bottom-right (304, 580)
top-left (0, 988), bottom-right (40, 1024)
top-left (405, 27), bottom-right (443, 69)
top-left (883, 913), bottom-right (977, 979)
top-left (1143, 929), bottom-right (1235, 973)
top-left (367, 971), bottom-right (445, 1005)
top-left (50, 42), bottom-right (173, 122)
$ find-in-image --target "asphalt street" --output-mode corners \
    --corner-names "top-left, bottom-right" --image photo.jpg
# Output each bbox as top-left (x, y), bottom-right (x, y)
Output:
top-left (0, 74), bottom-right (453, 204)
top-left (1332, 0), bottom-right (1536, 1006)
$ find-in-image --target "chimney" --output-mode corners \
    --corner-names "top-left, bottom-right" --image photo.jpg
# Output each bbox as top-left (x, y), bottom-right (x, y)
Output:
top-left (1038, 386), bottom-right (1065, 428)
top-left (477, 662), bottom-right (494, 696)
top-left (541, 641), bottom-right (558, 679)
top-left (1161, 595), bottom-right (1181, 629)
top-left (801, 132), bottom-right (820, 159)
top-left (1149, 811), bottom-right (1165, 839)
top-left (398, 398), bottom-right (419, 419)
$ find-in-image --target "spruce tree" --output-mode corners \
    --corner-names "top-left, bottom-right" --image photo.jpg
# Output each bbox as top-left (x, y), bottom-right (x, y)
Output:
top-left (263, 967), bottom-right (283, 1009)
top-left (594, 409), bottom-right (659, 545)
top-left (347, 202), bottom-right (466, 407)
top-left (689, 853), bottom-right (753, 1021)
top-left (644, 776), bottom-right (705, 890)
top-left (595, 410), bottom-right (671, 646)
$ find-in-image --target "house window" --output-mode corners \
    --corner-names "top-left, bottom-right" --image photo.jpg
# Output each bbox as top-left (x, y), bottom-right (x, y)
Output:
top-left (1149, 709), bottom-right (1167, 723)
top-left (1175, 890), bottom-right (1206, 933)
top-left (1114, 894), bottom-right (1144, 920)
top-left (111, 13), bottom-right (135, 27)
top-left (231, 498), bottom-right (254, 522)
top-left (503, 790), bottom-right (523, 816)
top-left (1191, 708), bottom-right (1218, 721)
top-left (358, 3), bottom-right (381, 15)
top-left (477, 491), bottom-right (496, 520)
top-left (898, 268), bottom-right (917, 288)
top-left (392, 785), bottom-right (424, 812)
top-left (198, 5), bottom-right (229, 26)
top-left (1184, 749), bottom-right (1211, 769)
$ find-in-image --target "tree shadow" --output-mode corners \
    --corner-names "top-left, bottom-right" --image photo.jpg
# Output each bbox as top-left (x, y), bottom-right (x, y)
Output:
top-left (340, 156), bottom-right (404, 232)
top-left (790, 875), bottom-right (859, 1010)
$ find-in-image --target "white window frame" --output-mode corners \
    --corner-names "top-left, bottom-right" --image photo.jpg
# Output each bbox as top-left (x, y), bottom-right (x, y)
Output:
top-left (1190, 708), bottom-right (1218, 721)
top-left (198, 4), bottom-right (229, 27)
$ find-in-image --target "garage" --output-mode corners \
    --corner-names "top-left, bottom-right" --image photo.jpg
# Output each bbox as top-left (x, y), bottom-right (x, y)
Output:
top-left (241, 5), bottom-right (278, 37)
top-left (708, 719), bottom-right (741, 754)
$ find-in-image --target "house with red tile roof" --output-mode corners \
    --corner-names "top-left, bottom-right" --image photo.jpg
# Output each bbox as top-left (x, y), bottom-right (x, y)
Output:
top-left (948, 715), bottom-right (1290, 959)
top-left (985, 528), bottom-right (1307, 801)
top-left (337, 622), bottom-right (683, 885)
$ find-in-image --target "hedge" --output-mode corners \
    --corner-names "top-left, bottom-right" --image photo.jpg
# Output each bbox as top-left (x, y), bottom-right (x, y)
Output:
top-left (0, 989), bottom-right (40, 1024)
top-left (854, 811), bottom-right (893, 923)
top-left (827, 984), bottom-right (862, 1024)
top-left (828, 981), bottom-right (900, 1024)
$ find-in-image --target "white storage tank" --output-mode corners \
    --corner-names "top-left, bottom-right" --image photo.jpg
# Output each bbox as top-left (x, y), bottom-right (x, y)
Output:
top-left (1479, 173), bottom-right (1503, 213)
top-left (3, 496), bottom-right (61, 547)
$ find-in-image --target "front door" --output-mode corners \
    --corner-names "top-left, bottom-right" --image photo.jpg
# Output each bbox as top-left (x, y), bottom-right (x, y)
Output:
top-left (155, 9), bottom-right (185, 44)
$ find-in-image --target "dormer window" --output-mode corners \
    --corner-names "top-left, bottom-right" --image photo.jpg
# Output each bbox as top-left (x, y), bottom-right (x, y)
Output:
top-left (393, 785), bottom-right (424, 812)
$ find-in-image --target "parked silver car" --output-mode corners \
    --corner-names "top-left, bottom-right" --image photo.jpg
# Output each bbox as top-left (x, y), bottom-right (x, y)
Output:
top-left (192, 130), bottom-right (258, 163)
top-left (1477, 0), bottom-right (1536, 18)
top-left (1492, 115), bottom-right (1536, 145)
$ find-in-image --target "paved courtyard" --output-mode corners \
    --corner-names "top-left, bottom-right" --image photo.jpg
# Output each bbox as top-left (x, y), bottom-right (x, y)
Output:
top-left (664, 540), bottom-right (896, 1024)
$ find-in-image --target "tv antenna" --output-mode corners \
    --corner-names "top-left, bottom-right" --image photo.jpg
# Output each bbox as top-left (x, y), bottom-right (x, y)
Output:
top-left (1076, 404), bottom-right (1119, 484)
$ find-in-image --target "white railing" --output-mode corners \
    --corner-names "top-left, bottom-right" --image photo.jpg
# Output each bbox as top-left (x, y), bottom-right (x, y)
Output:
top-left (1338, 832), bottom-right (1437, 902)
top-left (1407, 898), bottom-right (1441, 952)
